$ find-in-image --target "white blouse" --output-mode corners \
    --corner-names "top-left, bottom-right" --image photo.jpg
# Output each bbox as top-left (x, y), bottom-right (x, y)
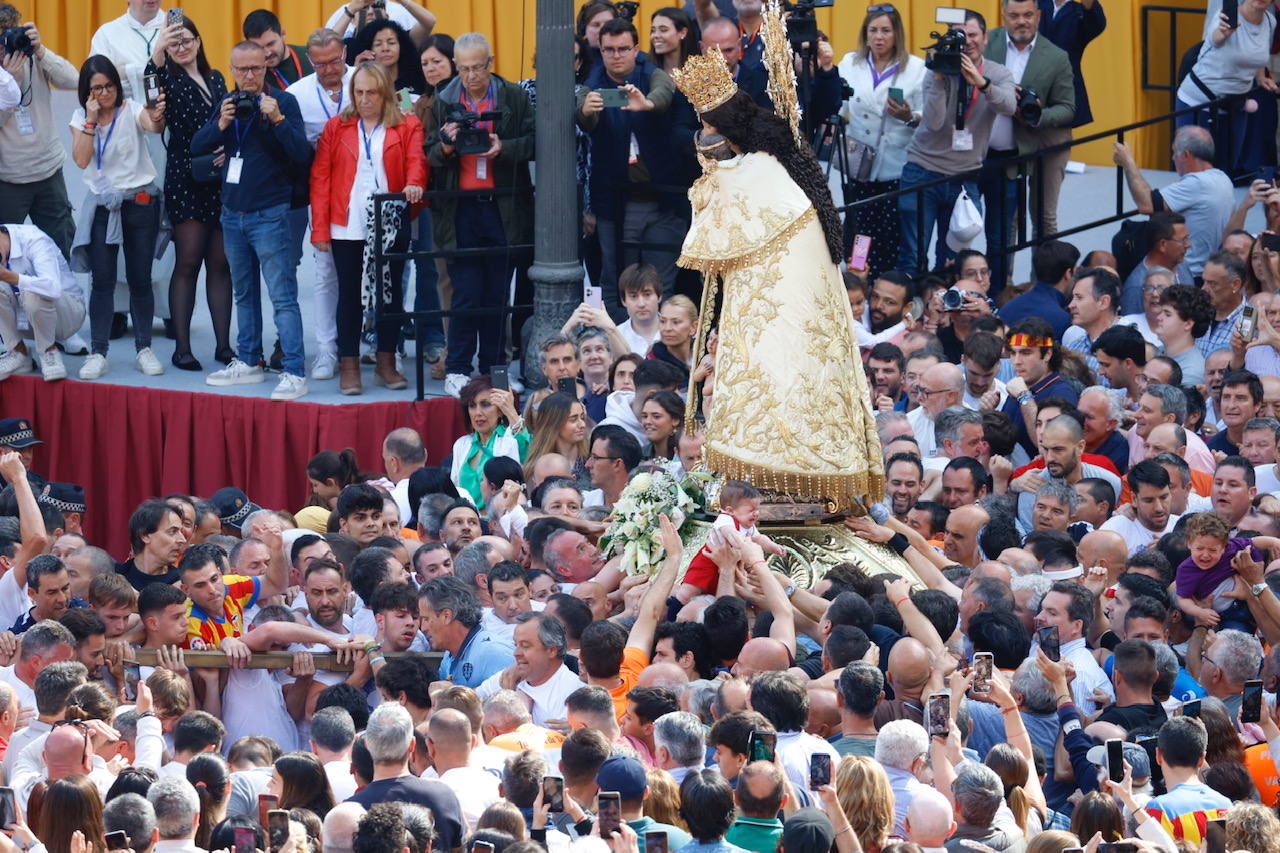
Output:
top-left (69, 99), bottom-right (157, 194)
top-left (331, 120), bottom-right (389, 241)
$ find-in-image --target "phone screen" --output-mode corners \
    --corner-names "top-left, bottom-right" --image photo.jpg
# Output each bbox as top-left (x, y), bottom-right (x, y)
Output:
top-left (809, 753), bottom-right (832, 788)
top-left (0, 787), bottom-right (13, 832)
top-left (1205, 818), bottom-right (1227, 853)
top-left (973, 653), bottom-right (993, 694)
top-left (267, 810), bottom-right (290, 853)
top-left (543, 776), bottom-right (564, 812)
top-left (397, 88), bottom-right (414, 111)
top-left (1263, 232), bottom-right (1280, 253)
top-left (1136, 735), bottom-right (1163, 794)
top-left (257, 794), bottom-right (279, 832)
top-left (1182, 699), bottom-right (1201, 718)
top-left (597, 792), bottom-right (622, 837)
top-left (749, 730), bottom-right (777, 762)
top-left (599, 88), bottom-right (630, 108)
top-left (1243, 679), bottom-right (1264, 724)
top-left (887, 87), bottom-right (904, 103)
top-left (143, 74), bottom-right (161, 108)
top-left (927, 691), bottom-right (950, 738)
top-left (1037, 626), bottom-right (1060, 662)
top-left (105, 831), bottom-right (129, 851)
top-left (1106, 738), bottom-right (1125, 783)
top-left (644, 831), bottom-right (669, 853)
top-left (234, 828), bottom-right (257, 853)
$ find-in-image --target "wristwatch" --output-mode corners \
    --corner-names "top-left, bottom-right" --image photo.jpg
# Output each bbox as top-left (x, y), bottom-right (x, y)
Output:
top-left (1251, 582), bottom-right (1267, 597)
top-left (783, 584), bottom-right (797, 599)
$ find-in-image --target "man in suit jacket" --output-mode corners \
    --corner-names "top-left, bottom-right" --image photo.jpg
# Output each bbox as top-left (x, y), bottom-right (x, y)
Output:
top-left (981, 0), bottom-right (1077, 297)
top-left (1037, 0), bottom-right (1106, 128)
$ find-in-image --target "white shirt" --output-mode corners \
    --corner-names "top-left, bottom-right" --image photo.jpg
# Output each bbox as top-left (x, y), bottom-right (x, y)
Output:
top-left (476, 659), bottom-right (579, 727)
top-left (2, 719), bottom-right (49, 780)
top-left (0, 667), bottom-right (35, 717)
top-left (1119, 312), bottom-right (1162, 347)
top-left (153, 840), bottom-right (206, 853)
top-left (0, 66), bottom-right (18, 111)
top-left (1256, 463), bottom-right (1280, 496)
top-left (159, 759), bottom-right (188, 779)
top-left (963, 377), bottom-right (1007, 412)
top-left (435, 764), bottom-right (501, 831)
top-left (325, 758), bottom-right (357, 801)
top-left (1100, 512), bottom-right (1181, 557)
top-left (89, 10), bottom-right (164, 100)
top-left (2, 225), bottom-right (82, 300)
top-left (905, 406), bottom-right (938, 459)
top-left (776, 730), bottom-right (839, 805)
top-left (1061, 636), bottom-right (1115, 715)
top-left (391, 476), bottom-right (414, 524)
top-left (222, 666), bottom-right (300, 753)
top-left (989, 36), bottom-right (1036, 151)
top-left (331, 120), bottom-right (387, 240)
top-left (0, 572), bottom-right (30, 641)
top-left (325, 1), bottom-right (418, 37)
top-left (618, 319), bottom-right (659, 356)
top-left (286, 68), bottom-right (357, 146)
top-left (69, 100), bottom-right (158, 193)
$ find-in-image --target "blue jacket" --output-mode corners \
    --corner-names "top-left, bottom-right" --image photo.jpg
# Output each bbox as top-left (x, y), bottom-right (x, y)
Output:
top-left (190, 88), bottom-right (312, 213)
top-left (1038, 0), bottom-right (1106, 126)
top-left (999, 281), bottom-right (1073, 339)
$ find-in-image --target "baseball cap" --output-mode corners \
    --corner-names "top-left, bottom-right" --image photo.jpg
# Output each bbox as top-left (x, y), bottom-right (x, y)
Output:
top-left (595, 755), bottom-right (648, 800)
top-left (780, 809), bottom-right (835, 853)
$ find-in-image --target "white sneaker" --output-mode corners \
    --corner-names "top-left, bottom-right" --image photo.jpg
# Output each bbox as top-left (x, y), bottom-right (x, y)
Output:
top-left (0, 350), bottom-right (32, 380)
top-left (207, 358), bottom-right (265, 386)
top-left (509, 375), bottom-right (525, 394)
top-left (444, 372), bottom-right (469, 398)
top-left (311, 350), bottom-right (338, 380)
top-left (271, 373), bottom-right (308, 401)
top-left (78, 353), bottom-right (108, 380)
top-left (40, 349), bottom-right (66, 381)
top-left (135, 347), bottom-right (164, 376)
top-left (60, 334), bottom-right (89, 356)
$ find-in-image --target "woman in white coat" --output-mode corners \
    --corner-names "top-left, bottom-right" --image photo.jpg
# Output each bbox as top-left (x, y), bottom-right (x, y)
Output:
top-left (836, 5), bottom-right (926, 278)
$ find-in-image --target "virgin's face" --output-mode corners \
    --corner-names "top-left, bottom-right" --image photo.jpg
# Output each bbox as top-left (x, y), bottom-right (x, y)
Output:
top-left (372, 29), bottom-right (400, 69)
top-left (421, 46), bottom-right (453, 86)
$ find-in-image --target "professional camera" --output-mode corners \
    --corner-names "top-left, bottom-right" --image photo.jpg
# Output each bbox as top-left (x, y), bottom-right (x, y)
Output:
top-left (615, 1), bottom-right (638, 21)
top-left (448, 107), bottom-right (503, 155)
top-left (941, 287), bottom-right (969, 311)
top-left (1016, 86), bottom-right (1041, 124)
top-left (781, 0), bottom-right (834, 46)
top-left (0, 26), bottom-right (33, 57)
top-left (922, 28), bottom-right (966, 75)
top-left (231, 90), bottom-right (259, 121)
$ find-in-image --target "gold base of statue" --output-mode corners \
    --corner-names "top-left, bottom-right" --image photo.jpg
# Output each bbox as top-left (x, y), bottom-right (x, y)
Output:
top-left (678, 519), bottom-right (922, 590)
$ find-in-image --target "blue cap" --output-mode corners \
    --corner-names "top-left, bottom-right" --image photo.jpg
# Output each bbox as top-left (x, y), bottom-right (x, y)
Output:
top-left (595, 755), bottom-right (648, 799)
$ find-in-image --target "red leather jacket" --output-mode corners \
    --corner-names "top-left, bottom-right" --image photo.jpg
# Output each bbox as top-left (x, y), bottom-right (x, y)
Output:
top-left (309, 113), bottom-right (428, 243)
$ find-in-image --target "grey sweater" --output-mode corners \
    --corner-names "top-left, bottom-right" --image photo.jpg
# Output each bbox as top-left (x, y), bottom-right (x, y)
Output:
top-left (905, 60), bottom-right (1017, 175)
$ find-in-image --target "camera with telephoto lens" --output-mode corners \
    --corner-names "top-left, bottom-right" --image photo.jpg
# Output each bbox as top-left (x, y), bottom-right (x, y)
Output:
top-left (923, 28), bottom-right (966, 75)
top-left (615, 1), bottom-right (639, 20)
top-left (1016, 86), bottom-right (1041, 124)
top-left (448, 106), bottom-right (503, 155)
top-left (231, 90), bottom-right (259, 121)
top-left (0, 27), bottom-right (33, 57)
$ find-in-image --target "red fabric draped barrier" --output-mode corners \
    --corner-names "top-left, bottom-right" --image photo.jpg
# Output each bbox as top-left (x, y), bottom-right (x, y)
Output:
top-left (0, 377), bottom-right (467, 558)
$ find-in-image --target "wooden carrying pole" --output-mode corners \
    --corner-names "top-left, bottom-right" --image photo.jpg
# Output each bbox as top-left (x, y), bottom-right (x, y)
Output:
top-left (129, 649), bottom-right (444, 672)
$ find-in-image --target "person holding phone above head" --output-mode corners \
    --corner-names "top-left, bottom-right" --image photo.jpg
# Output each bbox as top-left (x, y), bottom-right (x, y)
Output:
top-left (835, 4), bottom-right (926, 279)
top-left (349, 20), bottom-right (428, 98)
top-left (325, 0), bottom-right (438, 43)
top-left (68, 54), bottom-right (167, 381)
top-left (144, 14), bottom-right (231, 372)
top-left (310, 60), bottom-right (426, 395)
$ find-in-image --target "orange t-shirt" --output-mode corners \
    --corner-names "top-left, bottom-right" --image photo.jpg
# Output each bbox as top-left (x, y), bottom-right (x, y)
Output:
top-left (610, 646), bottom-right (650, 721)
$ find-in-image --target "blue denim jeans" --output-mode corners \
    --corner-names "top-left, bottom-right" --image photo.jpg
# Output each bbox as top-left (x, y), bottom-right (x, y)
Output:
top-left (221, 203), bottom-right (306, 376)
top-left (896, 161), bottom-right (982, 273)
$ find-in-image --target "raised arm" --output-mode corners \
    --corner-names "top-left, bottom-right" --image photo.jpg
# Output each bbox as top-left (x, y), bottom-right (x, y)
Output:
top-left (397, 0), bottom-right (437, 43)
top-left (883, 577), bottom-right (947, 659)
top-left (0, 453), bottom-right (47, 590)
top-left (741, 538), bottom-right (796, 658)
top-left (249, 519), bottom-right (290, 601)
top-left (626, 514), bottom-right (683, 654)
top-left (1112, 141), bottom-right (1155, 214)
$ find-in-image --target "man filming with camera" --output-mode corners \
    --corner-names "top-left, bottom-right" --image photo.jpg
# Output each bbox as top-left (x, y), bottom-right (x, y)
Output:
top-left (191, 40), bottom-right (312, 401)
top-left (427, 32), bottom-right (534, 399)
top-left (980, 0), bottom-right (1075, 297)
top-left (896, 9), bottom-right (1016, 274)
top-left (0, 7), bottom-right (78, 258)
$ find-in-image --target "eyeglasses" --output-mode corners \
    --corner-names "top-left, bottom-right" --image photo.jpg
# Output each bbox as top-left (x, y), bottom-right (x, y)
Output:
top-left (311, 56), bottom-right (346, 69)
top-left (170, 37), bottom-right (196, 48)
top-left (600, 46), bottom-right (635, 56)
top-left (1200, 650), bottom-right (1225, 669)
top-left (232, 64), bottom-right (266, 74)
top-left (915, 388), bottom-right (947, 398)
top-left (457, 61), bottom-right (491, 75)
top-left (587, 454), bottom-right (620, 463)
top-left (1142, 285), bottom-right (1169, 295)
top-left (88, 83), bottom-right (117, 94)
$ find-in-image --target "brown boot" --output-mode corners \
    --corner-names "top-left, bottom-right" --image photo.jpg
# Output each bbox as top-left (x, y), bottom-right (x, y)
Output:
top-left (375, 351), bottom-right (408, 390)
top-left (339, 356), bottom-right (362, 395)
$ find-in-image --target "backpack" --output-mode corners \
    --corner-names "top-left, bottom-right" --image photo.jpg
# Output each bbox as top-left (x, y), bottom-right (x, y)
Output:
top-left (1112, 218), bottom-right (1151, 284)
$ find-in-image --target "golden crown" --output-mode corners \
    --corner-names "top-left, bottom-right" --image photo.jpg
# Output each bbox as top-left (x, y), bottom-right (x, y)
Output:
top-left (671, 47), bottom-right (738, 114)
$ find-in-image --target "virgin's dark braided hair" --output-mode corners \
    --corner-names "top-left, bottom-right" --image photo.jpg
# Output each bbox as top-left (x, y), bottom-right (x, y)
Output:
top-left (700, 91), bottom-right (843, 264)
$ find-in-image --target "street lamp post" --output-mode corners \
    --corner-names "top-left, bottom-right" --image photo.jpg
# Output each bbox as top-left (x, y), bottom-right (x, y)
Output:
top-left (524, 0), bottom-right (583, 388)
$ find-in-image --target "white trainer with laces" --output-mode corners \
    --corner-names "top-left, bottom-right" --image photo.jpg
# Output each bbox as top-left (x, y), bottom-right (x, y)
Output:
top-left (207, 359), bottom-right (265, 386)
top-left (444, 372), bottom-right (469, 398)
top-left (40, 349), bottom-right (66, 381)
top-left (0, 350), bottom-right (32, 380)
top-left (271, 373), bottom-right (308, 401)
top-left (135, 347), bottom-right (164, 376)
top-left (78, 353), bottom-right (108, 380)
top-left (312, 350), bottom-right (338, 380)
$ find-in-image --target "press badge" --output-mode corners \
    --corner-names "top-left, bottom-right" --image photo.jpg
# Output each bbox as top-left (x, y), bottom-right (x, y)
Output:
top-left (475, 156), bottom-right (487, 181)
top-left (952, 129), bottom-right (974, 151)
top-left (15, 106), bottom-right (33, 136)
top-left (226, 156), bottom-right (244, 184)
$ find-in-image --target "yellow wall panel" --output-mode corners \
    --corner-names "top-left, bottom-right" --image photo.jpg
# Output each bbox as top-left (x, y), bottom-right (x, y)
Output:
top-left (37, 0), bottom-right (1203, 168)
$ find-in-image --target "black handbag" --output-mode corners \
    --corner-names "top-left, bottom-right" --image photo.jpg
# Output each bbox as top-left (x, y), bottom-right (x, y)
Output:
top-left (191, 153), bottom-right (221, 184)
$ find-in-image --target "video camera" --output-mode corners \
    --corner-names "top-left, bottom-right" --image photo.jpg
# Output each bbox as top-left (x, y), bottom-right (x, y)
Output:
top-left (781, 0), bottom-right (834, 46)
top-left (448, 107), bottom-right (503, 155)
top-left (0, 26), bottom-right (33, 57)
top-left (231, 90), bottom-right (259, 121)
top-left (615, 1), bottom-right (639, 21)
top-left (923, 7), bottom-right (967, 75)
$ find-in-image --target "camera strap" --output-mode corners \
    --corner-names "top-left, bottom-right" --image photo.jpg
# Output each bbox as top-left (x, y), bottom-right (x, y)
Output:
top-left (93, 110), bottom-right (121, 173)
top-left (954, 76), bottom-right (978, 131)
top-left (232, 114), bottom-right (255, 157)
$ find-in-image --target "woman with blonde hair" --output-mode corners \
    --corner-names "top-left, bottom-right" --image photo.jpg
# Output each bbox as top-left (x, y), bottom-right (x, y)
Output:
top-left (1226, 801), bottom-right (1280, 853)
top-left (835, 755), bottom-right (893, 853)
top-left (1024, 831), bottom-right (1082, 853)
top-left (643, 769), bottom-right (687, 831)
top-left (650, 295), bottom-right (698, 379)
top-left (523, 391), bottom-right (591, 484)
top-left (984, 742), bottom-right (1043, 836)
top-left (310, 59), bottom-right (427, 394)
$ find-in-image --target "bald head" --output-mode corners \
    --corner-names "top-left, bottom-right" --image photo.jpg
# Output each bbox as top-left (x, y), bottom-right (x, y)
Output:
top-left (1077, 530), bottom-right (1128, 575)
top-left (734, 638), bottom-right (790, 678)
top-left (806, 686), bottom-right (840, 738)
top-left (921, 363), bottom-right (965, 416)
top-left (1043, 414), bottom-right (1084, 445)
top-left (638, 662), bottom-right (690, 692)
top-left (44, 722), bottom-right (91, 779)
top-left (474, 535), bottom-right (513, 562)
top-left (1145, 422), bottom-right (1187, 459)
top-left (995, 548), bottom-right (1040, 576)
top-left (887, 637), bottom-right (931, 696)
top-left (737, 761), bottom-right (786, 818)
top-left (427, 708), bottom-right (472, 760)
top-left (972, 561), bottom-right (1012, 586)
top-left (572, 581), bottom-right (609, 621)
top-left (905, 789), bottom-right (955, 847)
top-left (530, 453), bottom-right (573, 490)
top-left (322, 803), bottom-right (366, 853)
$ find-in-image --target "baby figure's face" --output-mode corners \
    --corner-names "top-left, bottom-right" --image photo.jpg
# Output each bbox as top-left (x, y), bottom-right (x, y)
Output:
top-left (1189, 534), bottom-right (1227, 571)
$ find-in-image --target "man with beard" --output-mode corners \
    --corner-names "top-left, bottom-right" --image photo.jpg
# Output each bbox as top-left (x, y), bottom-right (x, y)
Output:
top-left (884, 454), bottom-right (925, 523)
top-left (868, 343), bottom-right (907, 412)
top-left (905, 363), bottom-right (964, 458)
top-left (868, 272), bottom-right (912, 336)
top-left (1015, 415), bottom-right (1122, 531)
top-left (1091, 324), bottom-right (1147, 414)
top-left (1101, 461), bottom-right (1178, 556)
top-left (440, 502), bottom-right (482, 555)
top-left (283, 559), bottom-right (374, 722)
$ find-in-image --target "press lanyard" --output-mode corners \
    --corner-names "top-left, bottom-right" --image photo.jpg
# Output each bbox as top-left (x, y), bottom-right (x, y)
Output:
top-left (232, 114), bottom-right (255, 156)
top-left (93, 110), bottom-right (120, 173)
top-left (317, 84), bottom-right (343, 119)
top-left (132, 26), bottom-right (159, 55)
top-left (360, 119), bottom-right (382, 188)
top-left (955, 64), bottom-right (981, 131)
top-left (270, 46), bottom-right (303, 89)
top-left (867, 56), bottom-right (899, 89)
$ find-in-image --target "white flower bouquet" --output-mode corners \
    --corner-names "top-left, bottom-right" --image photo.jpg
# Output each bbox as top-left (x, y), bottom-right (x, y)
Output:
top-left (601, 469), bottom-right (706, 577)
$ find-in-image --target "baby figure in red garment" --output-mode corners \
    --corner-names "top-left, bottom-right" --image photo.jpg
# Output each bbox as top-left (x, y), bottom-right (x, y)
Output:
top-left (676, 481), bottom-right (787, 602)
